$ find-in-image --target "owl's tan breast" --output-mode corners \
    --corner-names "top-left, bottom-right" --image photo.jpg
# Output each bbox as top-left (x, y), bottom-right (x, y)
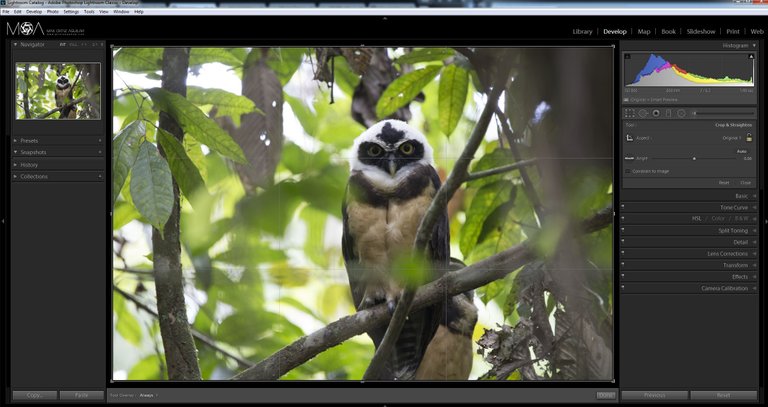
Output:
top-left (384, 190), bottom-right (434, 260)
top-left (346, 178), bottom-right (436, 268)
top-left (345, 201), bottom-right (389, 270)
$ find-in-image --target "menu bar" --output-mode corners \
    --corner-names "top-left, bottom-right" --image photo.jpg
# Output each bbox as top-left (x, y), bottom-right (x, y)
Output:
top-left (3, 7), bottom-right (768, 16)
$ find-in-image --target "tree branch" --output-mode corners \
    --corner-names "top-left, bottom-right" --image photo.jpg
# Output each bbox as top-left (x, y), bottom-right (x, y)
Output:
top-left (22, 64), bottom-right (31, 119)
top-left (36, 94), bottom-right (90, 119)
top-left (361, 84), bottom-right (506, 380)
top-left (113, 285), bottom-right (255, 370)
top-left (495, 107), bottom-right (546, 222)
top-left (153, 47), bottom-right (201, 381)
top-left (465, 158), bottom-right (539, 183)
top-left (580, 205), bottom-right (614, 234)
top-left (414, 85), bottom-right (506, 253)
top-left (232, 205), bottom-right (612, 381)
top-left (113, 267), bottom-right (154, 276)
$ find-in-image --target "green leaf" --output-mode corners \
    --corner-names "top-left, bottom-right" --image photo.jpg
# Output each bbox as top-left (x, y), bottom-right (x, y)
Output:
top-left (114, 48), bottom-right (163, 73)
top-left (186, 86), bottom-right (260, 127)
top-left (156, 128), bottom-right (209, 207)
top-left (460, 181), bottom-right (514, 258)
top-left (114, 294), bottom-right (142, 346)
top-left (301, 206), bottom-right (329, 268)
top-left (318, 283), bottom-right (355, 317)
top-left (308, 339), bottom-right (373, 380)
top-left (395, 48), bottom-right (455, 65)
top-left (285, 94), bottom-right (318, 135)
top-left (466, 203), bottom-right (525, 265)
top-left (268, 48), bottom-right (305, 86)
top-left (214, 243), bottom-right (287, 266)
top-left (438, 64), bottom-right (469, 136)
top-left (228, 48), bottom-right (249, 63)
top-left (244, 48), bottom-right (305, 86)
top-left (189, 48), bottom-right (243, 67)
top-left (391, 255), bottom-right (430, 288)
top-left (112, 120), bottom-right (146, 206)
top-left (376, 65), bottom-right (442, 119)
top-left (475, 202), bottom-right (515, 248)
top-left (535, 215), bottom-right (568, 259)
top-left (280, 143), bottom-right (331, 175)
top-left (278, 297), bottom-right (326, 324)
top-left (315, 117), bottom-right (365, 149)
top-left (467, 148), bottom-right (515, 188)
top-left (196, 347), bottom-right (219, 380)
top-left (182, 136), bottom-right (207, 181)
top-left (185, 216), bottom-right (231, 257)
top-left (296, 165), bottom-right (348, 215)
top-left (130, 141), bottom-right (174, 232)
top-left (333, 56), bottom-right (361, 96)
top-left (476, 279), bottom-right (504, 305)
top-left (239, 181), bottom-right (302, 236)
top-left (113, 200), bottom-right (139, 230)
top-left (268, 262), bottom-right (310, 287)
top-left (499, 266), bottom-right (525, 318)
top-left (146, 88), bottom-right (246, 163)
top-left (218, 311), bottom-right (298, 347)
top-left (114, 95), bottom-right (158, 142)
top-left (17, 77), bottom-right (27, 94)
top-left (545, 291), bottom-right (556, 315)
top-left (128, 355), bottom-right (163, 380)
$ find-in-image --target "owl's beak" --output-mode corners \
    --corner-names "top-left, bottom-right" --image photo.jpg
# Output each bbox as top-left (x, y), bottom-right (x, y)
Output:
top-left (388, 159), bottom-right (397, 176)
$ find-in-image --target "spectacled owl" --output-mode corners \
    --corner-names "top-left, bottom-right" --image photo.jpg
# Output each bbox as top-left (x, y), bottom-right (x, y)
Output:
top-left (342, 119), bottom-right (476, 380)
top-left (54, 75), bottom-right (76, 119)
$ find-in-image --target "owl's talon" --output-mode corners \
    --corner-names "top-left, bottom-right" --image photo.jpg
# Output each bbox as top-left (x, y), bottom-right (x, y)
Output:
top-left (387, 300), bottom-right (396, 315)
top-left (360, 296), bottom-right (376, 310)
top-left (358, 280), bottom-right (401, 312)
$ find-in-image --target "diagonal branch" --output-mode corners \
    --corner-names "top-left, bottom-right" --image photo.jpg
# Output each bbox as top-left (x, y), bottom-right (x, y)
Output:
top-left (495, 107), bottom-right (546, 222)
top-left (36, 94), bottom-right (90, 119)
top-left (231, 205), bottom-right (612, 381)
top-left (465, 158), bottom-right (539, 182)
top-left (362, 84), bottom-right (506, 380)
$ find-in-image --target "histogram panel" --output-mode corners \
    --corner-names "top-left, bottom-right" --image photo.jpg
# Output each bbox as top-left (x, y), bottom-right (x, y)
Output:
top-left (625, 52), bottom-right (754, 87)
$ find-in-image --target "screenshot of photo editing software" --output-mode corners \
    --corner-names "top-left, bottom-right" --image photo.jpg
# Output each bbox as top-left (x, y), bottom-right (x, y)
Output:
top-left (1, 1), bottom-right (765, 404)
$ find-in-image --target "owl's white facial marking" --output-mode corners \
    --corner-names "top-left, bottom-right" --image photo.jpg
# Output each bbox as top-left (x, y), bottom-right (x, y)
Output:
top-left (350, 120), bottom-right (434, 191)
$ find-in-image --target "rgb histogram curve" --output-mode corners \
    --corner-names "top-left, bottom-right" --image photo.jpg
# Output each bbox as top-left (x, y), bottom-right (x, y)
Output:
top-left (628, 53), bottom-right (754, 87)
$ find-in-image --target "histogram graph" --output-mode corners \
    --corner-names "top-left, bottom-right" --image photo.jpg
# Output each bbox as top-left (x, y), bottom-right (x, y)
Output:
top-left (625, 52), bottom-right (754, 87)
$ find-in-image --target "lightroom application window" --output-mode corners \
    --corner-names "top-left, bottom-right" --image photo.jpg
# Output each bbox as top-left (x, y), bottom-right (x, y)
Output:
top-left (1, 1), bottom-right (764, 404)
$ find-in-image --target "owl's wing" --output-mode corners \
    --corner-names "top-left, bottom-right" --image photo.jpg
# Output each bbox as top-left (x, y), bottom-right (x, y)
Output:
top-left (427, 166), bottom-right (450, 268)
top-left (341, 183), bottom-right (365, 311)
top-left (342, 183), bottom-right (390, 369)
top-left (391, 165), bottom-right (450, 379)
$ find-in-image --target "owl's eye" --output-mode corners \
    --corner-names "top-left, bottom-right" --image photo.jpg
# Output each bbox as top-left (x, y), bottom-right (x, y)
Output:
top-left (367, 145), bottom-right (382, 156)
top-left (399, 143), bottom-right (414, 155)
